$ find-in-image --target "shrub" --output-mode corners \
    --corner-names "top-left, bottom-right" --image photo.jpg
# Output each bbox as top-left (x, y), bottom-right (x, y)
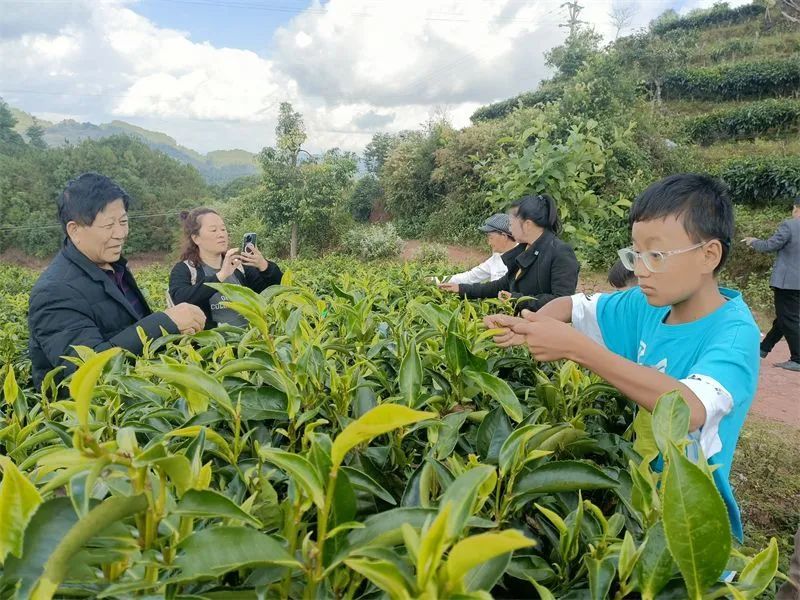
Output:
top-left (717, 156), bottom-right (800, 205)
top-left (470, 83), bottom-right (565, 122)
top-left (661, 57), bottom-right (800, 102)
top-left (413, 241), bottom-right (448, 266)
top-left (341, 223), bottom-right (403, 261)
top-left (683, 99), bottom-right (800, 145)
top-left (651, 2), bottom-right (765, 34)
top-left (708, 38), bottom-right (756, 63)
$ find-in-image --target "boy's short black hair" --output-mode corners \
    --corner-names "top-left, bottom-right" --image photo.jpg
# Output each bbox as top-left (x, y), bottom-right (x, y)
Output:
top-left (629, 174), bottom-right (733, 274)
top-left (57, 172), bottom-right (130, 234)
top-left (608, 259), bottom-right (636, 289)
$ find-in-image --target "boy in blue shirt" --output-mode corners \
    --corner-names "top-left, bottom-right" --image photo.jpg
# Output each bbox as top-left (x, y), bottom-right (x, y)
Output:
top-left (486, 174), bottom-right (760, 541)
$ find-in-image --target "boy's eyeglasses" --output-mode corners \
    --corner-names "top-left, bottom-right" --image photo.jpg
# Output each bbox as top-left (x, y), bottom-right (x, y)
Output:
top-left (617, 241), bottom-right (708, 273)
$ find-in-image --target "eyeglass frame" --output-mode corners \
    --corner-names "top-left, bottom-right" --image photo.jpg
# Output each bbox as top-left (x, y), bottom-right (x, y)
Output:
top-left (617, 240), bottom-right (711, 273)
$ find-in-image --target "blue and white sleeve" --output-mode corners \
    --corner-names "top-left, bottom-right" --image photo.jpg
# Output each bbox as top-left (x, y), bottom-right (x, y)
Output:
top-left (571, 293), bottom-right (605, 346)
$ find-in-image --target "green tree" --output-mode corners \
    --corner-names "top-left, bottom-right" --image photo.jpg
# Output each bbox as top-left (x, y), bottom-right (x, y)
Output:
top-left (0, 99), bottom-right (25, 151)
top-left (380, 123), bottom-right (449, 237)
top-left (617, 32), bottom-right (692, 107)
top-left (544, 28), bottom-right (603, 79)
top-left (263, 102), bottom-right (310, 258)
top-left (348, 174), bottom-right (382, 222)
top-left (257, 133), bottom-right (357, 257)
top-left (25, 118), bottom-right (47, 150)
top-left (364, 132), bottom-right (412, 175)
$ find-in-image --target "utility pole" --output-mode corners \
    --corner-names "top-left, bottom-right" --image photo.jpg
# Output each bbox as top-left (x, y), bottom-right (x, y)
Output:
top-left (560, 1), bottom-right (586, 37)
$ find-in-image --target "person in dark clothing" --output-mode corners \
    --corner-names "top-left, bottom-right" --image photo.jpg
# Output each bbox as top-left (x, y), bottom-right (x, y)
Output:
top-left (168, 208), bottom-right (283, 329)
top-left (28, 173), bottom-right (206, 389)
top-left (742, 197), bottom-right (800, 372)
top-left (439, 194), bottom-right (580, 313)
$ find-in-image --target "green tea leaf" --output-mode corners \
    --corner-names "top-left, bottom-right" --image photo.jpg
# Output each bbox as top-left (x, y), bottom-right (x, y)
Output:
top-left (330, 404), bottom-right (434, 470)
top-left (737, 537), bottom-right (779, 598)
top-left (259, 448), bottom-right (325, 509)
top-left (633, 521), bottom-right (676, 599)
top-left (416, 503), bottom-right (451, 590)
top-left (345, 557), bottom-right (412, 600)
top-left (446, 530), bottom-right (535, 591)
top-left (143, 362), bottom-right (233, 416)
top-left (662, 444), bottom-right (731, 599)
top-left (399, 337), bottom-right (423, 408)
top-left (513, 461), bottom-right (618, 502)
top-left (586, 555), bottom-right (616, 600)
top-left (69, 347), bottom-right (121, 431)
top-left (652, 391), bottom-right (690, 456)
top-left (463, 369), bottom-right (523, 423)
top-left (476, 407), bottom-right (512, 464)
top-left (174, 489), bottom-right (261, 527)
top-left (0, 457), bottom-right (42, 564)
top-left (440, 465), bottom-right (497, 539)
top-left (169, 526), bottom-right (299, 583)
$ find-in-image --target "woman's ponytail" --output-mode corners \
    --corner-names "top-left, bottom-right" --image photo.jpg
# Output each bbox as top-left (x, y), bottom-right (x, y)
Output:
top-left (510, 194), bottom-right (562, 235)
top-left (543, 194), bottom-right (562, 235)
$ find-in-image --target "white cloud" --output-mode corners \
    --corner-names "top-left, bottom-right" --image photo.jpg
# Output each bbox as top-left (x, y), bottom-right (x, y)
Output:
top-left (0, 0), bottom-right (751, 154)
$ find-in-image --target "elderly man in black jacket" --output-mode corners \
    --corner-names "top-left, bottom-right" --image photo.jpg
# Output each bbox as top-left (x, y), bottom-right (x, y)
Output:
top-left (27, 172), bottom-right (206, 389)
top-left (440, 195), bottom-right (580, 312)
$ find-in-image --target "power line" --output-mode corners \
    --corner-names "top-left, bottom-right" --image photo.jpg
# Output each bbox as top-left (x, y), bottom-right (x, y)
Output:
top-left (0, 211), bottom-right (185, 233)
top-left (4, 0), bottom-right (572, 25)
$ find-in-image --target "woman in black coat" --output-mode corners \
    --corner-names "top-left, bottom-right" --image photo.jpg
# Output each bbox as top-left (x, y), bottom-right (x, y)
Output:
top-left (440, 194), bottom-right (579, 313)
top-left (168, 208), bottom-right (282, 329)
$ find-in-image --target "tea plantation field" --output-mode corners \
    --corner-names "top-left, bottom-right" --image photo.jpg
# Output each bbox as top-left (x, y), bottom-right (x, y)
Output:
top-left (0, 257), bottom-right (796, 599)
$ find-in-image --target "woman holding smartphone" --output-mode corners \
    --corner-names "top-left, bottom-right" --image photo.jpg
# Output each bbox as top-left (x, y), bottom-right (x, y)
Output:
top-left (169, 208), bottom-right (282, 329)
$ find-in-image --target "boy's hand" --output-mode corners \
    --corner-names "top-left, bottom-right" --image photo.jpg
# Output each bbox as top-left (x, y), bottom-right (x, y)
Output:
top-left (438, 282), bottom-right (459, 293)
top-left (509, 309), bottom-right (589, 362)
top-left (483, 313), bottom-right (528, 347)
top-left (741, 237), bottom-right (757, 246)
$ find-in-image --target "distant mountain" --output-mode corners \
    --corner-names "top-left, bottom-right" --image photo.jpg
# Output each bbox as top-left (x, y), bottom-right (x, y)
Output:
top-left (11, 108), bottom-right (259, 185)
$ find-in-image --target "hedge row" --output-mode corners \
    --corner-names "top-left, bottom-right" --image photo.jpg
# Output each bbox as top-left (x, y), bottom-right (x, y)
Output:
top-left (661, 56), bottom-right (800, 101)
top-left (717, 156), bottom-right (800, 205)
top-left (652, 3), bottom-right (765, 34)
top-left (471, 86), bottom-right (564, 122)
top-left (684, 98), bottom-right (800, 145)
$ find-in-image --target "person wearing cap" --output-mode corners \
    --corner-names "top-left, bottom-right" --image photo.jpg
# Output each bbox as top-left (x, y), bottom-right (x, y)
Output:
top-left (439, 194), bottom-right (579, 313)
top-left (443, 214), bottom-right (522, 285)
top-left (742, 197), bottom-right (800, 372)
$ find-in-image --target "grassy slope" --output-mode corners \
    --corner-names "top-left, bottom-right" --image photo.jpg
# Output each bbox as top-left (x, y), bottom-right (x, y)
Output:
top-left (733, 416), bottom-right (800, 597)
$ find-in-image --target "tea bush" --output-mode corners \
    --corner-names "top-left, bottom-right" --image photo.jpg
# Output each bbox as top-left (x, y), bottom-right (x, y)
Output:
top-left (651, 2), bottom-right (765, 35)
top-left (717, 156), bottom-right (800, 205)
top-left (413, 241), bottom-right (449, 267)
top-left (661, 57), bottom-right (800, 102)
top-left (341, 223), bottom-right (404, 261)
top-left (683, 99), bottom-right (800, 145)
top-left (0, 259), bottom-right (784, 598)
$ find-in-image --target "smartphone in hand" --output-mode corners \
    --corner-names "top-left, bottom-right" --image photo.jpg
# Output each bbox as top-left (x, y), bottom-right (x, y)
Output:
top-left (242, 232), bottom-right (257, 253)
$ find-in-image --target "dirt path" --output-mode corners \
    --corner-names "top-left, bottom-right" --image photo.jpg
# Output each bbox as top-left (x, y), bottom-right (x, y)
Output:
top-left (417, 240), bottom-right (799, 429)
top-left (401, 240), bottom-right (486, 265)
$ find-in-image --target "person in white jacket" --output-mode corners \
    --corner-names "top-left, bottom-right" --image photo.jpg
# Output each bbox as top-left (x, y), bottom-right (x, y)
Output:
top-left (446, 214), bottom-right (520, 285)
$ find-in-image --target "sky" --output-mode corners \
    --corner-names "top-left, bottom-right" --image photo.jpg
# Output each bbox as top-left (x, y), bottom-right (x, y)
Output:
top-left (0, 0), bottom-right (749, 155)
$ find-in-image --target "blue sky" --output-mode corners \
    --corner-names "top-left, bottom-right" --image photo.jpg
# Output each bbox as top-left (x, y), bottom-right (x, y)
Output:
top-left (1, 0), bottom-right (748, 153)
top-left (133, 0), bottom-right (313, 55)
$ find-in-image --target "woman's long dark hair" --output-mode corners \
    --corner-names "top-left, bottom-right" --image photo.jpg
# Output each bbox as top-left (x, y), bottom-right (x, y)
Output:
top-left (179, 207), bottom-right (221, 267)
top-left (510, 194), bottom-right (562, 235)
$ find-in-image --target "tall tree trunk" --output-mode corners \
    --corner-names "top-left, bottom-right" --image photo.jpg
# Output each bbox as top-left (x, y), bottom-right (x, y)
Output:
top-left (290, 221), bottom-right (298, 259)
top-left (290, 151), bottom-right (299, 259)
